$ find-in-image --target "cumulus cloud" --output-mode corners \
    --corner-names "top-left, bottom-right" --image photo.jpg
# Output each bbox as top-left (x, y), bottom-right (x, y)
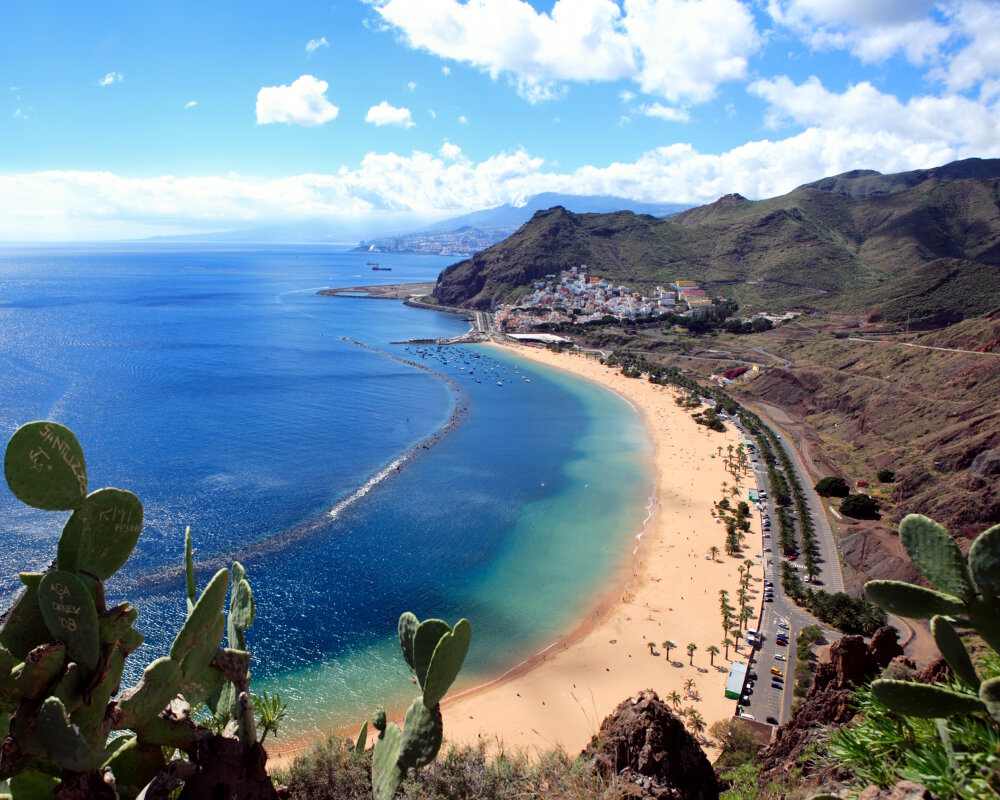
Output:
top-left (438, 140), bottom-right (467, 162)
top-left (407, 81), bottom-right (417, 92)
top-left (256, 75), bottom-right (339, 126)
top-left (766, 0), bottom-right (950, 65)
top-left (750, 75), bottom-right (1000, 154)
top-left (184, 100), bottom-right (197, 109)
top-left (458, 114), bottom-right (468, 124)
top-left (306, 37), bottom-right (329, 55)
top-left (935, 1), bottom-right (1000, 95)
top-left (6, 109), bottom-right (998, 241)
top-left (371, 0), bottom-right (757, 103)
top-left (98, 72), bottom-right (123, 87)
top-left (624, 0), bottom-right (759, 103)
top-left (365, 100), bottom-right (416, 127)
top-left (642, 103), bottom-right (690, 123)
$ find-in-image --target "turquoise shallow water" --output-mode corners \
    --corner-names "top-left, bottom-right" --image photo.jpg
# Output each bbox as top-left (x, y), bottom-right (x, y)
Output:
top-left (0, 244), bottom-right (653, 738)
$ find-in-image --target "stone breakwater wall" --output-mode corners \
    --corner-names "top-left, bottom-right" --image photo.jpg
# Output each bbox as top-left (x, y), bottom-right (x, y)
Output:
top-left (141, 338), bottom-right (469, 589)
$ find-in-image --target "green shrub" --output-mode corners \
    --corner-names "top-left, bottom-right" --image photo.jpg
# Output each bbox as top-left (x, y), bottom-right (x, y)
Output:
top-left (814, 476), bottom-right (849, 497)
top-left (876, 468), bottom-right (895, 483)
top-left (839, 493), bottom-right (880, 519)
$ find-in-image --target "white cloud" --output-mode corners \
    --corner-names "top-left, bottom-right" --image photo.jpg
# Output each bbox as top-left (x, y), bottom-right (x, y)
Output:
top-left (7, 116), bottom-right (996, 241)
top-left (373, 0), bottom-right (635, 102)
top-left (642, 103), bottom-right (690, 123)
top-left (407, 81), bottom-right (417, 92)
top-left (13, 108), bottom-right (28, 120)
top-left (98, 72), bottom-right (123, 87)
top-left (750, 75), bottom-right (1000, 154)
top-left (766, 0), bottom-right (949, 65)
top-left (184, 100), bottom-right (197, 110)
top-left (619, 90), bottom-right (635, 103)
top-left (306, 37), bottom-right (329, 55)
top-left (624, 0), bottom-right (759, 103)
top-left (365, 100), bottom-right (416, 127)
top-left (935, 1), bottom-right (1000, 95)
top-left (438, 140), bottom-right (467, 162)
top-left (441, 66), bottom-right (451, 76)
top-left (428, 109), bottom-right (437, 118)
top-left (256, 75), bottom-right (339, 126)
top-left (371, 0), bottom-right (757, 103)
top-left (458, 114), bottom-right (468, 124)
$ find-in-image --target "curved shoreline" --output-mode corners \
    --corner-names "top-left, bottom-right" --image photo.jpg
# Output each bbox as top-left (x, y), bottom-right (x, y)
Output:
top-left (266, 340), bottom-right (759, 767)
top-left (437, 342), bottom-right (755, 757)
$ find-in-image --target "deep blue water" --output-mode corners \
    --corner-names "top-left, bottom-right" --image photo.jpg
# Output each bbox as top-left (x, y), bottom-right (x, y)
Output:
top-left (0, 244), bottom-right (652, 735)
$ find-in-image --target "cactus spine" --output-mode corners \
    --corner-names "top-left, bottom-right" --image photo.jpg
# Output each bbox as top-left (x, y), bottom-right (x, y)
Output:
top-left (865, 514), bottom-right (1000, 723)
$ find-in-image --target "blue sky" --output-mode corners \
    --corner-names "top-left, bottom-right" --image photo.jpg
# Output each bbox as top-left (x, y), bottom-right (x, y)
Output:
top-left (2, 0), bottom-right (999, 240)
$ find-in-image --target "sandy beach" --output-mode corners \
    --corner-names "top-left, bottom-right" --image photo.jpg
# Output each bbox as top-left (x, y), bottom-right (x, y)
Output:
top-left (266, 340), bottom-right (763, 768)
top-left (439, 342), bottom-right (763, 757)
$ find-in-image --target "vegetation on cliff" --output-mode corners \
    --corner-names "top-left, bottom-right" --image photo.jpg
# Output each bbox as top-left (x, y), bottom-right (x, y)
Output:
top-left (433, 158), bottom-right (1000, 326)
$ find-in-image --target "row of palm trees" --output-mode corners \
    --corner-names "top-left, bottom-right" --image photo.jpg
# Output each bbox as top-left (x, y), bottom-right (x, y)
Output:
top-left (649, 639), bottom-right (721, 667)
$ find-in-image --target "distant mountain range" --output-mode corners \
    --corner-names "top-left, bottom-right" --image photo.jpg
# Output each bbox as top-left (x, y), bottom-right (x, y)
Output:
top-left (354, 194), bottom-right (691, 256)
top-left (432, 158), bottom-right (1000, 326)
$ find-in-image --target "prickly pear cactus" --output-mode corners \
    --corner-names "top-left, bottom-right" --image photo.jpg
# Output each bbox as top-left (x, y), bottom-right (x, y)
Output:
top-left (371, 614), bottom-right (471, 800)
top-left (865, 514), bottom-right (1000, 722)
top-left (0, 421), bottom-right (273, 799)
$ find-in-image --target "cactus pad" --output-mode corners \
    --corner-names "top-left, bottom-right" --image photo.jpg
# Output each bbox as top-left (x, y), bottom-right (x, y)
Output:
top-left (864, 580), bottom-right (966, 619)
top-left (35, 696), bottom-right (105, 771)
top-left (871, 678), bottom-right (987, 718)
top-left (398, 612), bottom-right (419, 672)
top-left (230, 575), bottom-right (254, 632)
top-left (0, 577), bottom-right (51, 660)
top-left (930, 615), bottom-right (979, 689)
top-left (412, 619), bottom-right (450, 691)
top-left (968, 523), bottom-right (1000, 599)
top-left (57, 488), bottom-right (143, 579)
top-left (372, 722), bottom-right (403, 800)
top-left (169, 568), bottom-right (230, 663)
top-left (4, 421), bottom-right (87, 510)
top-left (117, 657), bottom-right (182, 729)
top-left (898, 514), bottom-right (975, 601)
top-left (373, 706), bottom-right (387, 732)
top-left (355, 720), bottom-right (368, 755)
top-left (398, 696), bottom-right (444, 770)
top-left (178, 613), bottom-right (225, 706)
top-left (38, 571), bottom-right (101, 670)
top-left (422, 618), bottom-right (471, 708)
top-left (103, 735), bottom-right (166, 800)
top-left (16, 643), bottom-right (67, 701)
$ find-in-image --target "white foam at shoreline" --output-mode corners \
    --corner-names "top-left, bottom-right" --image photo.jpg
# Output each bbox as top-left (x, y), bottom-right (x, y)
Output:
top-left (328, 453), bottom-right (409, 520)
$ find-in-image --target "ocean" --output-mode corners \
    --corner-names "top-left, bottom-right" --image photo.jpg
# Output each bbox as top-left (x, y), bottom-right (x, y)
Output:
top-left (0, 244), bottom-right (653, 738)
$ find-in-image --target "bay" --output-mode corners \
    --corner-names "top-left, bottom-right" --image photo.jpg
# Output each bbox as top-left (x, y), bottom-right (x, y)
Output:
top-left (0, 244), bottom-right (652, 736)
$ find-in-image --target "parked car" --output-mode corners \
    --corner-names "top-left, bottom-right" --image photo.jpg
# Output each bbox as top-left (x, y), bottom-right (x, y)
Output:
top-left (778, 621), bottom-right (789, 630)
top-left (775, 653), bottom-right (786, 661)
top-left (775, 637), bottom-right (787, 645)
top-left (766, 716), bottom-right (779, 725)
top-left (770, 667), bottom-right (784, 677)
top-left (771, 680), bottom-right (783, 689)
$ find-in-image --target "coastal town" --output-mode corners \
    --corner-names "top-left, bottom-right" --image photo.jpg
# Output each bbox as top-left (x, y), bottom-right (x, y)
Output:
top-left (493, 266), bottom-right (798, 331)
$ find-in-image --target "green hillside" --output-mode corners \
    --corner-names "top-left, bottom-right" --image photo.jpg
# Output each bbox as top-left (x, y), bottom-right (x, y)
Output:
top-left (432, 158), bottom-right (1000, 324)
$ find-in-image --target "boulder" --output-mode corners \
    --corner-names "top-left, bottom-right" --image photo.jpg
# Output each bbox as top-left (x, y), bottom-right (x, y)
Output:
top-left (582, 690), bottom-right (718, 800)
top-left (867, 626), bottom-right (904, 671)
top-left (858, 780), bottom-right (933, 800)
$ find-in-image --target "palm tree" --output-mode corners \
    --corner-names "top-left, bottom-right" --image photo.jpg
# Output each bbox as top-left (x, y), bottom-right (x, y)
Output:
top-left (667, 690), bottom-right (682, 709)
top-left (683, 677), bottom-right (695, 696)
top-left (686, 642), bottom-right (697, 665)
top-left (706, 645), bottom-right (720, 667)
top-left (708, 545), bottom-right (720, 562)
top-left (731, 627), bottom-right (742, 653)
top-left (740, 606), bottom-right (753, 631)
top-left (662, 640), bottom-right (675, 661)
top-left (647, 641), bottom-right (656, 655)
top-left (743, 559), bottom-right (755, 584)
top-left (722, 637), bottom-right (733, 660)
top-left (685, 708), bottom-right (706, 736)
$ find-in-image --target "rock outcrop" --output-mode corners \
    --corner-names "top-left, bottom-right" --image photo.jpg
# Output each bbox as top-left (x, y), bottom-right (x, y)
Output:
top-left (582, 690), bottom-right (719, 800)
top-left (757, 627), bottom-right (901, 782)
